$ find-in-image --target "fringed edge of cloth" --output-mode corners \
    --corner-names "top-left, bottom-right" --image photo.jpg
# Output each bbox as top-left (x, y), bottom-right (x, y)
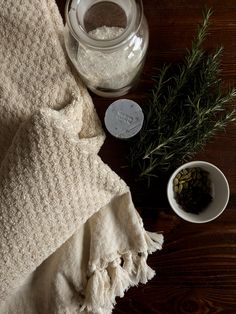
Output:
top-left (80, 231), bottom-right (164, 314)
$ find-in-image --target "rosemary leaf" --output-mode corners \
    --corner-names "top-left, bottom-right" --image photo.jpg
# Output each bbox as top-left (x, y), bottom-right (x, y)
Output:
top-left (129, 9), bottom-right (236, 181)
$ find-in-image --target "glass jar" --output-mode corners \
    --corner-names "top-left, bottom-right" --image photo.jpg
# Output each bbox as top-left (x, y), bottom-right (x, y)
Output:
top-left (64, 0), bottom-right (149, 97)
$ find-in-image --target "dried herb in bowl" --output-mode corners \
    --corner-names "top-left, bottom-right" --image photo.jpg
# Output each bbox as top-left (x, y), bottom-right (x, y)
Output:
top-left (173, 167), bottom-right (213, 214)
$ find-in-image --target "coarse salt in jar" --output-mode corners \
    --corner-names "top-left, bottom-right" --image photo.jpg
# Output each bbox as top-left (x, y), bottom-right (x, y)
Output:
top-left (64, 0), bottom-right (149, 97)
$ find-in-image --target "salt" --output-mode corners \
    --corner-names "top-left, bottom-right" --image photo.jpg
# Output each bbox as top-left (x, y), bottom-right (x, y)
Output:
top-left (89, 26), bottom-right (124, 40)
top-left (77, 26), bottom-right (144, 90)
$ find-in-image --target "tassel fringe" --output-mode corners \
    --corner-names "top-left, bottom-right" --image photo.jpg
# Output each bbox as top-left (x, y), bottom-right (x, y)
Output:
top-left (80, 232), bottom-right (163, 314)
top-left (145, 231), bottom-right (164, 253)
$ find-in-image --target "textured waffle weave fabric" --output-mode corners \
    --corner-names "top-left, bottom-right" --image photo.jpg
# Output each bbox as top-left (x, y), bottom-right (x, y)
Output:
top-left (0, 0), bottom-right (163, 313)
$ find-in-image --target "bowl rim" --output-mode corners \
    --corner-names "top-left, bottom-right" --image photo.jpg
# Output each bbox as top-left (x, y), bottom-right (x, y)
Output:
top-left (167, 160), bottom-right (230, 223)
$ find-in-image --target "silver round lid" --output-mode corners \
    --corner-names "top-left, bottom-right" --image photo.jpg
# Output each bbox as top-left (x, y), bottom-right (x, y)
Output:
top-left (104, 99), bottom-right (144, 139)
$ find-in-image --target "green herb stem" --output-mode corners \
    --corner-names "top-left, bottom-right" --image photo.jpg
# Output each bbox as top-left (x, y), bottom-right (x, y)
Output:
top-left (129, 8), bottom-right (236, 181)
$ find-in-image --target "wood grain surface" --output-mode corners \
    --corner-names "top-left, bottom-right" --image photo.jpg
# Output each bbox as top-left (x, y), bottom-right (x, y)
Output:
top-left (57, 1), bottom-right (236, 313)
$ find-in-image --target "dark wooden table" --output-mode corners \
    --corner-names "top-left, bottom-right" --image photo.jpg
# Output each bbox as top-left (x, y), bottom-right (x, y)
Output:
top-left (58, 1), bottom-right (236, 313)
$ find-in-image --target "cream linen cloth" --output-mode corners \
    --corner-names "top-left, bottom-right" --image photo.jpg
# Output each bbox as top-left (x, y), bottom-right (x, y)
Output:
top-left (0, 0), bottom-right (163, 313)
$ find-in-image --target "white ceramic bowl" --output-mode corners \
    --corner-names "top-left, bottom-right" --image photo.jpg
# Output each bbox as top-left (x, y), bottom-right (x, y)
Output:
top-left (167, 161), bottom-right (230, 223)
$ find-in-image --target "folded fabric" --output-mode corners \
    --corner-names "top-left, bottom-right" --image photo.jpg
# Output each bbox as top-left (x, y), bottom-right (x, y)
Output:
top-left (0, 0), bottom-right (163, 313)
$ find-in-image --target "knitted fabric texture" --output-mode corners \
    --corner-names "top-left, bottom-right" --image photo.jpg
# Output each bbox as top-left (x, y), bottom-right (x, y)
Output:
top-left (0, 0), bottom-right (163, 313)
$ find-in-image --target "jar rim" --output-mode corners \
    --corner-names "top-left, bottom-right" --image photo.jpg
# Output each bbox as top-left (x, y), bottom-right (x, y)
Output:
top-left (65, 0), bottom-right (144, 50)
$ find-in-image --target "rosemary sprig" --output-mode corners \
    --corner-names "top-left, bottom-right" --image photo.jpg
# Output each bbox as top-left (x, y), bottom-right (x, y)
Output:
top-left (129, 9), bottom-right (236, 182)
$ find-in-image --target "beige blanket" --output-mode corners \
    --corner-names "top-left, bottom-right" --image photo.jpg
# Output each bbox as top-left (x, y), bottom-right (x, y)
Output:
top-left (0, 0), bottom-right (163, 313)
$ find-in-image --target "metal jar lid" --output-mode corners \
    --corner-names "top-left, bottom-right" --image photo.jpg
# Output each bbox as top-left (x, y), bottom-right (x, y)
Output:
top-left (104, 99), bottom-right (144, 139)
